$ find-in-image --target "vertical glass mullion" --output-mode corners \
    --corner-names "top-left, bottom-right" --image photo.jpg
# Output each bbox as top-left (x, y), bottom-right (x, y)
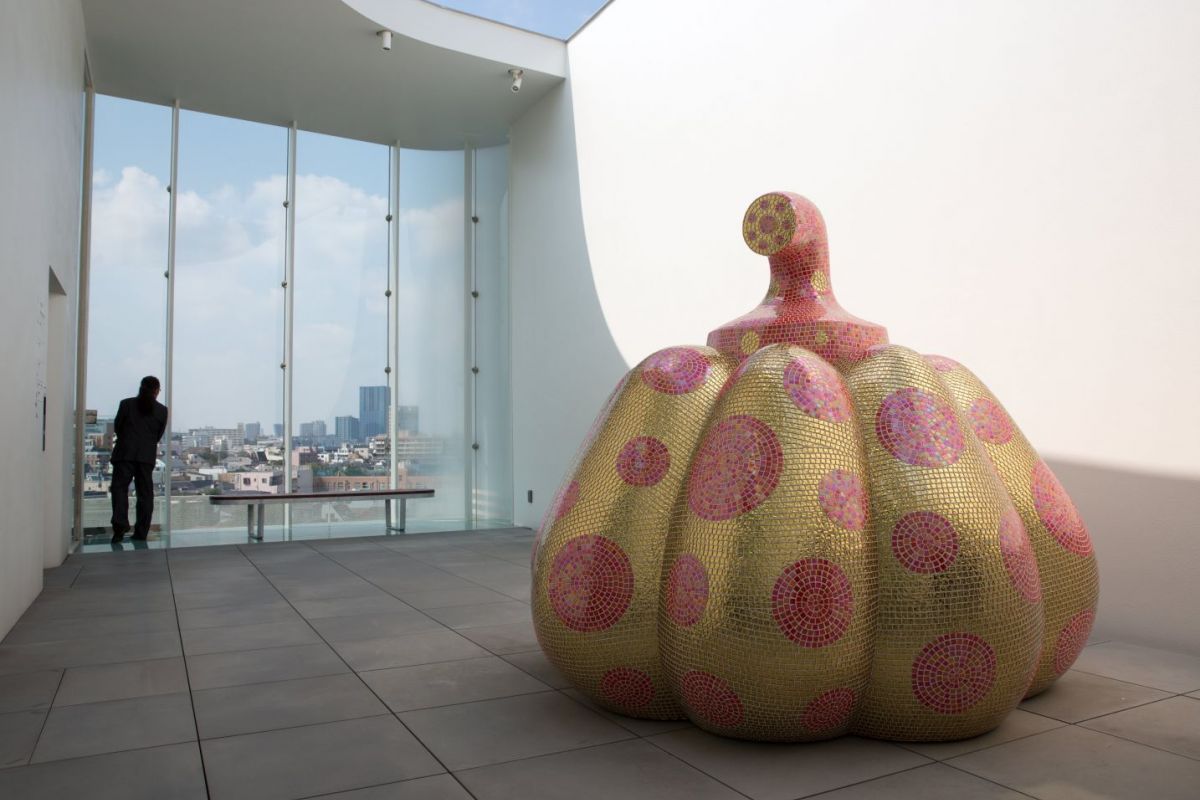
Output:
top-left (465, 144), bottom-right (478, 528)
top-left (282, 123), bottom-right (297, 536)
top-left (162, 100), bottom-right (179, 545)
top-left (388, 144), bottom-right (401, 493)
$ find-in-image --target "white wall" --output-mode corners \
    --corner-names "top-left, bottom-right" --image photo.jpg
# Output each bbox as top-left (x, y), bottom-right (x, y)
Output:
top-left (564, 0), bottom-right (1200, 481)
top-left (509, 78), bottom-right (626, 528)
top-left (509, 0), bottom-right (1200, 651)
top-left (0, 0), bottom-right (86, 637)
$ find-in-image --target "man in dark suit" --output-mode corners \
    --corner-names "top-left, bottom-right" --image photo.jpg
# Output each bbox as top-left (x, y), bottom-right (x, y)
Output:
top-left (110, 376), bottom-right (169, 544)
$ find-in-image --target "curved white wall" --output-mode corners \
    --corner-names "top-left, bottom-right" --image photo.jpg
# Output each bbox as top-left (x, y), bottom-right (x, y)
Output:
top-left (566, 0), bottom-right (1200, 480)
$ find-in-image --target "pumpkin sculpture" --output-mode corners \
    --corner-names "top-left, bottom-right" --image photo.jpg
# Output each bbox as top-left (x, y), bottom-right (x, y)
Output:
top-left (531, 192), bottom-right (1098, 742)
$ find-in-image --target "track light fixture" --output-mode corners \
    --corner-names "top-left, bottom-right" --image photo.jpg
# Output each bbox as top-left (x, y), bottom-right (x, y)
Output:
top-left (378, 30), bottom-right (393, 51)
top-left (509, 68), bottom-right (524, 93)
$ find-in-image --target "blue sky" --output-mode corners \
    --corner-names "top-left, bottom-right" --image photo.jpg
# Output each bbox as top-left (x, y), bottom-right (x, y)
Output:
top-left (431, 0), bottom-right (609, 38)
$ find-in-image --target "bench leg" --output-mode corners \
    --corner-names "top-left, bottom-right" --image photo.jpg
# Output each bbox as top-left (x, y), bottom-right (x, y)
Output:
top-left (384, 499), bottom-right (407, 535)
top-left (257, 502), bottom-right (265, 541)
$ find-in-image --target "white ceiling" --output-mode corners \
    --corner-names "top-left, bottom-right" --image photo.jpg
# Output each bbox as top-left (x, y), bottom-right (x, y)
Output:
top-left (81, 0), bottom-right (567, 149)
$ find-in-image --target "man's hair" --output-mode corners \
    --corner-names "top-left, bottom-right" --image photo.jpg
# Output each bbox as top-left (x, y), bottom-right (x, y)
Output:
top-left (137, 375), bottom-right (160, 413)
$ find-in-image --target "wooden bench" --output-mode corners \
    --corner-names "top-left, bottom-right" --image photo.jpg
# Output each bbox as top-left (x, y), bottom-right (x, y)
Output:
top-left (209, 488), bottom-right (435, 541)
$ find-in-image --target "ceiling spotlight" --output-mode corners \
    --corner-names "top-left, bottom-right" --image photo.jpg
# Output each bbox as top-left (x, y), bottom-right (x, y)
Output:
top-left (378, 30), bottom-right (393, 51)
top-left (509, 68), bottom-right (524, 93)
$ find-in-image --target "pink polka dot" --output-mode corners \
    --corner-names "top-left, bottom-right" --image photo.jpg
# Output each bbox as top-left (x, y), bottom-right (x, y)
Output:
top-left (534, 479), bottom-right (580, 567)
top-left (548, 535), bottom-right (634, 632)
top-left (1031, 461), bottom-right (1093, 556)
top-left (817, 470), bottom-right (868, 532)
top-left (1054, 609), bottom-right (1095, 675)
top-left (924, 354), bottom-right (962, 373)
top-left (615, 437), bottom-right (670, 487)
top-left (784, 357), bottom-right (851, 423)
top-left (600, 667), bottom-right (655, 712)
top-left (642, 347), bottom-right (710, 395)
top-left (555, 480), bottom-right (580, 520)
top-left (681, 671), bottom-right (744, 728)
top-left (666, 554), bottom-right (709, 627)
top-left (912, 632), bottom-right (997, 714)
top-left (999, 506), bottom-right (1042, 603)
top-left (876, 387), bottom-right (965, 468)
top-left (891, 511), bottom-right (959, 574)
top-left (969, 397), bottom-right (1014, 445)
top-left (771, 559), bottom-right (854, 648)
top-left (801, 688), bottom-right (856, 733)
top-left (688, 415), bottom-right (784, 521)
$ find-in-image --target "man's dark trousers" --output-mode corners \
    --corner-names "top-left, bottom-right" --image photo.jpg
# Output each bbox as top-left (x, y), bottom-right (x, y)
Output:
top-left (111, 461), bottom-right (155, 539)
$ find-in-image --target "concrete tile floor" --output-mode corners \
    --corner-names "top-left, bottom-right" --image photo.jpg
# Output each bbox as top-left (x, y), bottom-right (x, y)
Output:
top-left (0, 527), bottom-right (1197, 799)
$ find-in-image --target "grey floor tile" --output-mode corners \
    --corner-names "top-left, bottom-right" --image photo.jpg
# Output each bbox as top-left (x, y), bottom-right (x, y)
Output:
top-left (560, 689), bottom-right (694, 737)
top-left (182, 620), bottom-right (321, 656)
top-left (396, 586), bottom-right (515, 611)
top-left (178, 600), bottom-right (300, 630)
top-left (901, 709), bottom-right (1066, 760)
top-left (949, 725), bottom-right (1200, 800)
top-left (313, 774), bottom-right (473, 799)
top-left (0, 669), bottom-right (61, 713)
top-left (812, 762), bottom-right (1027, 799)
top-left (367, 573), bottom-right (484, 595)
top-left (309, 611), bottom-right (443, 644)
top-left (193, 672), bottom-right (386, 739)
top-left (1019, 670), bottom-right (1171, 723)
top-left (456, 738), bottom-right (744, 800)
top-left (0, 631), bottom-right (181, 675)
top-left (1074, 641), bottom-right (1200, 693)
top-left (424, 601), bottom-right (530, 630)
top-left (188, 642), bottom-right (350, 690)
top-left (32, 692), bottom-right (195, 763)
top-left (292, 593), bottom-right (416, 620)
top-left (458, 620), bottom-right (540, 655)
top-left (501, 650), bottom-right (572, 689)
top-left (201, 715), bottom-right (443, 800)
top-left (173, 585), bottom-right (284, 611)
top-left (648, 729), bottom-right (929, 800)
top-left (0, 741), bottom-right (206, 800)
top-left (362, 656), bottom-right (548, 712)
top-left (334, 630), bottom-right (490, 672)
top-left (399, 690), bottom-right (631, 770)
top-left (2, 611), bottom-right (178, 645)
top-left (270, 578), bottom-right (381, 602)
top-left (55, 657), bottom-right (187, 706)
top-left (0, 710), bottom-right (45, 767)
top-left (1081, 696), bottom-right (1200, 760)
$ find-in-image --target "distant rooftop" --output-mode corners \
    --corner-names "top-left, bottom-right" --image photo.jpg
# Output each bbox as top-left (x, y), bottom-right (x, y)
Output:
top-left (428, 0), bottom-right (611, 39)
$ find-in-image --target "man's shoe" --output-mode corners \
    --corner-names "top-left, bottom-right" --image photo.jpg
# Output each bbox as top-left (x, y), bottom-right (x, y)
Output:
top-left (111, 534), bottom-right (125, 544)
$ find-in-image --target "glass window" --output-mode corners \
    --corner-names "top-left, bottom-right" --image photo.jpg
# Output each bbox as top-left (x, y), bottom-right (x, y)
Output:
top-left (291, 131), bottom-right (390, 538)
top-left (83, 95), bottom-right (170, 545)
top-left (473, 145), bottom-right (513, 525)
top-left (396, 149), bottom-right (466, 528)
top-left (171, 111), bottom-right (286, 544)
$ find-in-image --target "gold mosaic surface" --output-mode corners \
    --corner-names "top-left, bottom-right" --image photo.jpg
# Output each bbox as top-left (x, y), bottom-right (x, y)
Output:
top-left (531, 191), bottom-right (1098, 743)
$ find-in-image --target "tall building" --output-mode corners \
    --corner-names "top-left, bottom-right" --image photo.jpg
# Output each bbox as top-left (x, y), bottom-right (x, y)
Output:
top-left (335, 415), bottom-right (360, 444)
top-left (298, 420), bottom-right (327, 440)
top-left (273, 423), bottom-right (284, 438)
top-left (397, 405), bottom-right (419, 434)
top-left (243, 422), bottom-right (261, 443)
top-left (359, 385), bottom-right (389, 439)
